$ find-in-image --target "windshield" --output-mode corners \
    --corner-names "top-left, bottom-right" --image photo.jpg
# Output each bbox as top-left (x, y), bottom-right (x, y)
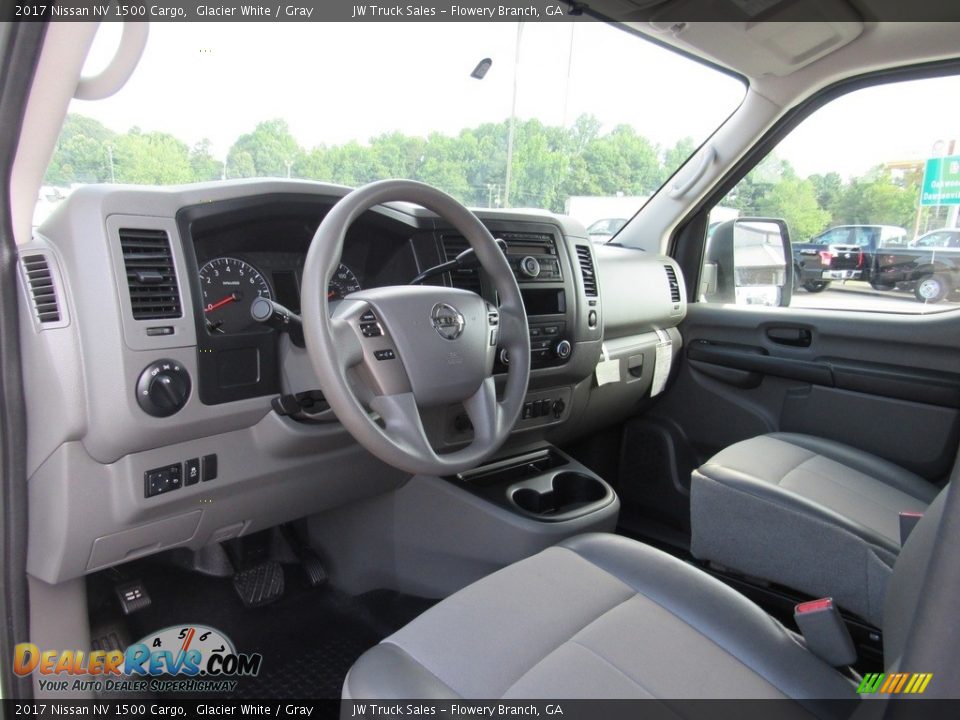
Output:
top-left (40, 22), bottom-right (745, 228)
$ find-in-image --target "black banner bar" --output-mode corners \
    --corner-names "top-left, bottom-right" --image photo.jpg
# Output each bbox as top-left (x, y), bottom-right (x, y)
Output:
top-left (6, 699), bottom-right (960, 720)
top-left (2, 0), bottom-right (960, 23)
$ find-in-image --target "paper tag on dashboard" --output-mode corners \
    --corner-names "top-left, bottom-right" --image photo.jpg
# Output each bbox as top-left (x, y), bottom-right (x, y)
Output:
top-left (650, 330), bottom-right (673, 397)
top-left (595, 356), bottom-right (620, 386)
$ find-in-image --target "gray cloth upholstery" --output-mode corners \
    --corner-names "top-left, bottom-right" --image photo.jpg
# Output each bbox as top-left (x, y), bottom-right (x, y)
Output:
top-left (690, 433), bottom-right (941, 625)
top-left (344, 533), bottom-right (857, 701)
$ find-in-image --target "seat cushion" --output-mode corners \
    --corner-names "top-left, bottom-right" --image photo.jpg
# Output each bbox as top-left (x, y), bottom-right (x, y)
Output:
top-left (344, 533), bottom-right (856, 701)
top-left (691, 433), bottom-right (940, 625)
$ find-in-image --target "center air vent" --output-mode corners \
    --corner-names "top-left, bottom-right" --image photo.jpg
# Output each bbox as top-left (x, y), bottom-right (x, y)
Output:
top-left (119, 229), bottom-right (181, 320)
top-left (575, 245), bottom-right (597, 297)
top-left (664, 265), bottom-right (681, 303)
top-left (440, 235), bottom-right (482, 293)
top-left (20, 253), bottom-right (61, 325)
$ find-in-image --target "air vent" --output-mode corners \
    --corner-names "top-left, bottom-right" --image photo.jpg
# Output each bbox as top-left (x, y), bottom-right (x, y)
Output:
top-left (575, 245), bottom-right (598, 297)
top-left (119, 229), bottom-right (181, 320)
top-left (20, 253), bottom-right (61, 325)
top-left (664, 265), bottom-right (681, 303)
top-left (440, 235), bottom-right (482, 293)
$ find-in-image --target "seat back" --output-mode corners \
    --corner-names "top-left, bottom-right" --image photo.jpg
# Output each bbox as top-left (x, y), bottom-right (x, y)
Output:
top-left (882, 484), bottom-right (949, 669)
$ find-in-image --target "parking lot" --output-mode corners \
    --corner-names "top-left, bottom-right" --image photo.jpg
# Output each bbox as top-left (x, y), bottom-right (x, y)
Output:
top-left (791, 281), bottom-right (960, 313)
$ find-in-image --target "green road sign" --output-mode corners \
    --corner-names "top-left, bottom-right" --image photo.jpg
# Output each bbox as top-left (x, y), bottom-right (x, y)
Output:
top-left (921, 155), bottom-right (960, 206)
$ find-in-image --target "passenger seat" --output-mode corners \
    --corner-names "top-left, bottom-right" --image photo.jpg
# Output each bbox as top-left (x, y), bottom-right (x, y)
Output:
top-left (690, 432), bottom-right (943, 626)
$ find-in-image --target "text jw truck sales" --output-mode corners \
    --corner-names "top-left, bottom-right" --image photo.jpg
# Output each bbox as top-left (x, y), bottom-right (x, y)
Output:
top-left (351, 4), bottom-right (565, 17)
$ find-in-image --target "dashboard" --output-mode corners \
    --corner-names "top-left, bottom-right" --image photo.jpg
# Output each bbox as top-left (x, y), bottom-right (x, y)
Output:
top-left (19, 180), bottom-right (685, 584)
top-left (177, 195), bottom-right (430, 405)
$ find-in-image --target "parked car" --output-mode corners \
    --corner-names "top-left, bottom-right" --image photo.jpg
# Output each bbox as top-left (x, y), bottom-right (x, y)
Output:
top-left (792, 225), bottom-right (908, 292)
top-left (872, 228), bottom-right (960, 303)
top-left (586, 217), bottom-right (627, 244)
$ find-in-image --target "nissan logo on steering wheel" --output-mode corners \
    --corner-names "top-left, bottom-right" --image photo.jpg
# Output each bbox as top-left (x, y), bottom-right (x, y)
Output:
top-left (431, 303), bottom-right (465, 340)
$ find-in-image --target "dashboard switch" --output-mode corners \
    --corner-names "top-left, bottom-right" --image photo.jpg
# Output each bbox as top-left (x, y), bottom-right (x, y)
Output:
top-left (202, 454), bottom-right (218, 482)
top-left (144, 463), bottom-right (183, 498)
top-left (185, 458), bottom-right (201, 486)
top-left (136, 360), bottom-right (191, 417)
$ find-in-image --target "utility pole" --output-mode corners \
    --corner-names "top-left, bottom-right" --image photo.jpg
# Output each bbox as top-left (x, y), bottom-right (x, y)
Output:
top-left (504, 22), bottom-right (523, 209)
top-left (107, 145), bottom-right (115, 183)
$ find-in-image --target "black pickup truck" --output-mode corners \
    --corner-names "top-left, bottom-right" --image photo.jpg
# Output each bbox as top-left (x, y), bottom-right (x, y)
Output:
top-left (871, 228), bottom-right (960, 303)
top-left (792, 224), bottom-right (907, 292)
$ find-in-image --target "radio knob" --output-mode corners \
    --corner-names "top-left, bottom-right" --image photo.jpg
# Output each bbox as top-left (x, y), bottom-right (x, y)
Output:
top-left (555, 339), bottom-right (572, 360)
top-left (520, 256), bottom-right (541, 278)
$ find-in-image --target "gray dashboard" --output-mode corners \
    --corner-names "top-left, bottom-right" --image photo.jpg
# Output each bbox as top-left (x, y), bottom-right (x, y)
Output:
top-left (19, 180), bottom-right (685, 583)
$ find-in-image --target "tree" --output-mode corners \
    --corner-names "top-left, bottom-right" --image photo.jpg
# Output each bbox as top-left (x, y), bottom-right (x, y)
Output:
top-left (227, 150), bottom-right (256, 179)
top-left (44, 113), bottom-right (117, 186)
top-left (190, 139), bottom-right (222, 182)
top-left (832, 168), bottom-right (918, 228)
top-left (756, 178), bottom-right (830, 242)
top-left (227, 119), bottom-right (302, 178)
top-left (808, 172), bottom-right (843, 216)
top-left (113, 129), bottom-right (193, 185)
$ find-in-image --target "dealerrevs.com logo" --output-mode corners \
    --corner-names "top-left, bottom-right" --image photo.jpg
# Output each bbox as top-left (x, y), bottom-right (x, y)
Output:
top-left (13, 625), bottom-right (262, 694)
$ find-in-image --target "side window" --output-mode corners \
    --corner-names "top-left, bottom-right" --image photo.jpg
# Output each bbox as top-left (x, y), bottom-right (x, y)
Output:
top-left (703, 73), bottom-right (960, 312)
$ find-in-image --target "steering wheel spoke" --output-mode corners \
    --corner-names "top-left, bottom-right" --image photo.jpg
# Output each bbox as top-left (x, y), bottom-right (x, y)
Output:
top-left (301, 179), bottom-right (530, 475)
top-left (463, 377), bottom-right (502, 446)
top-left (368, 392), bottom-right (437, 464)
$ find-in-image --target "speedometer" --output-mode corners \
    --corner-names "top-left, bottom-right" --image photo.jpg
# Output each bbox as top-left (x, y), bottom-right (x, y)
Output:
top-left (199, 257), bottom-right (272, 334)
top-left (327, 263), bottom-right (362, 300)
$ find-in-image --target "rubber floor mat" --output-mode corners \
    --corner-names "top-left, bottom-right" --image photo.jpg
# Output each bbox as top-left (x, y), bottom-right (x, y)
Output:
top-left (92, 561), bottom-right (434, 700)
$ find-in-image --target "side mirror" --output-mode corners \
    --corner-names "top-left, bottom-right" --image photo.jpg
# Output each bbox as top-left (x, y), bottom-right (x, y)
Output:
top-left (702, 218), bottom-right (793, 307)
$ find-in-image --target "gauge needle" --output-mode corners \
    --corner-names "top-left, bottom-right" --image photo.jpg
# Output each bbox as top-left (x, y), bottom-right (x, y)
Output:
top-left (327, 290), bottom-right (336, 299)
top-left (205, 293), bottom-right (238, 313)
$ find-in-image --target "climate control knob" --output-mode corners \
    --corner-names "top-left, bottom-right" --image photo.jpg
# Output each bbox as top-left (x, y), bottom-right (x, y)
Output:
top-left (555, 339), bottom-right (572, 360)
top-left (137, 359), bottom-right (191, 417)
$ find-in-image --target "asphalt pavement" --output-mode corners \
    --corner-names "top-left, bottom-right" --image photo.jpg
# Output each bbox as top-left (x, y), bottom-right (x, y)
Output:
top-left (790, 281), bottom-right (959, 313)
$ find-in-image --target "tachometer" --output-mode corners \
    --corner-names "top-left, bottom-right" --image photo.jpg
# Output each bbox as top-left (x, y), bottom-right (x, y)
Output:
top-left (327, 263), bottom-right (362, 300)
top-left (199, 257), bottom-right (272, 334)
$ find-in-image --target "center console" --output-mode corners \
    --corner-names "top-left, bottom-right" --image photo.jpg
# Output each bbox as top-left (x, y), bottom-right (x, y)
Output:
top-left (450, 447), bottom-right (616, 523)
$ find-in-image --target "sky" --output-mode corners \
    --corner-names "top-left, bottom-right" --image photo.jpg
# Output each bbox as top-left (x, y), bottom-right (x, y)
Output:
top-left (73, 22), bottom-right (960, 181)
top-left (74, 22), bottom-right (745, 165)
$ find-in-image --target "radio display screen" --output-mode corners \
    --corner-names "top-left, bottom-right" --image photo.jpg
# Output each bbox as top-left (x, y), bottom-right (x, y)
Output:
top-left (520, 288), bottom-right (566, 316)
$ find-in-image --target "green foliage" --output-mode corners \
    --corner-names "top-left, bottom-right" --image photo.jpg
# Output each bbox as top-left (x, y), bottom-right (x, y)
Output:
top-left (113, 129), bottom-right (193, 185)
top-left (227, 119), bottom-right (302, 178)
top-left (45, 113), bottom-right (926, 234)
top-left (190, 139), bottom-right (222, 182)
top-left (44, 114), bottom-right (117, 185)
top-left (755, 178), bottom-right (830, 242)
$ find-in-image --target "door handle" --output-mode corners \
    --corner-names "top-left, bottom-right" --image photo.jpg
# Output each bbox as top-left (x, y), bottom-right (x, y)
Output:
top-left (766, 327), bottom-right (812, 348)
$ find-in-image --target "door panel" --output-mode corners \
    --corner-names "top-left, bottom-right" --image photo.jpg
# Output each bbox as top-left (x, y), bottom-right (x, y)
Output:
top-left (655, 304), bottom-right (960, 481)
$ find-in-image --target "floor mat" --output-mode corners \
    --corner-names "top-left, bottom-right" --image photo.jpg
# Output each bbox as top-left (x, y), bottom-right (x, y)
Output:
top-left (89, 561), bottom-right (435, 699)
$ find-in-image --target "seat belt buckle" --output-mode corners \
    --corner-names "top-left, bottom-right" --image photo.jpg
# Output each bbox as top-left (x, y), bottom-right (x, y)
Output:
top-left (794, 597), bottom-right (856, 667)
top-left (899, 511), bottom-right (923, 545)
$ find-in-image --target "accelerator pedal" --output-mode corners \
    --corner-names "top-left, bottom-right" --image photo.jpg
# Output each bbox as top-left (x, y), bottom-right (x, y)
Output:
top-left (299, 548), bottom-right (328, 588)
top-left (233, 561), bottom-right (285, 608)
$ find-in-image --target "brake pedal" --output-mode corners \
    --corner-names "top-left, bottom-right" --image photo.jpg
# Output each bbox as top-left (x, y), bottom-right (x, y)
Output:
top-left (115, 580), bottom-right (151, 615)
top-left (233, 561), bottom-right (285, 608)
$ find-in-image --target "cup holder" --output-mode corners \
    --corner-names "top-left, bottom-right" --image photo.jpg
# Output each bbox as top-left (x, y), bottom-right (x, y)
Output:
top-left (511, 472), bottom-right (609, 518)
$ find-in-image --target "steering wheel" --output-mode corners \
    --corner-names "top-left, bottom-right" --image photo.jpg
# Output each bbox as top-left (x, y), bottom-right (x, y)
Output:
top-left (300, 180), bottom-right (531, 476)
